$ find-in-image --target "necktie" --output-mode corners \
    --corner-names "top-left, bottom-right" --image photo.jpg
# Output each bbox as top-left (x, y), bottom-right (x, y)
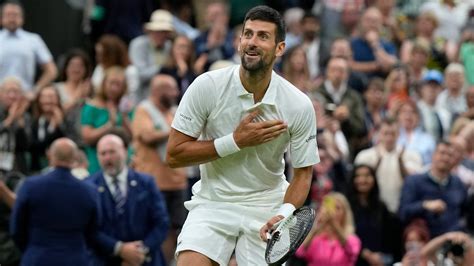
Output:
top-left (112, 176), bottom-right (125, 215)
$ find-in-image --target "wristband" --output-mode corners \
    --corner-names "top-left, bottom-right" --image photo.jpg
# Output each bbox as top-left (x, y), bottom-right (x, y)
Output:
top-left (276, 203), bottom-right (296, 218)
top-left (214, 133), bottom-right (240, 157)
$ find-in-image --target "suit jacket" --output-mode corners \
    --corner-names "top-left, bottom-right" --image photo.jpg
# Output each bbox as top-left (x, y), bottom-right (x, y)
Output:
top-left (86, 169), bottom-right (169, 266)
top-left (10, 167), bottom-right (100, 266)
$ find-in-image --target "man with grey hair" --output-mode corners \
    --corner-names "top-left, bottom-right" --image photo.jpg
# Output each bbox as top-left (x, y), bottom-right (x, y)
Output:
top-left (87, 134), bottom-right (169, 266)
top-left (10, 138), bottom-right (100, 266)
top-left (0, 2), bottom-right (57, 97)
top-left (436, 63), bottom-right (468, 119)
top-left (0, 77), bottom-right (30, 173)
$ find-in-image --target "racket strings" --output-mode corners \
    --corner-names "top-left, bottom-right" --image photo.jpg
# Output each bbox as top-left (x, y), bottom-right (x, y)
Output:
top-left (266, 208), bottom-right (315, 263)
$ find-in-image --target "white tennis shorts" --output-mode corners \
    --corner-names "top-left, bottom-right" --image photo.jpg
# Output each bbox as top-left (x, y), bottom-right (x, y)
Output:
top-left (175, 199), bottom-right (280, 265)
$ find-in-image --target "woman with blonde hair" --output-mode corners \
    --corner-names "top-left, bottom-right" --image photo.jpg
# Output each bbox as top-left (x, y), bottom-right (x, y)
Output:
top-left (81, 66), bottom-right (132, 173)
top-left (295, 192), bottom-right (361, 266)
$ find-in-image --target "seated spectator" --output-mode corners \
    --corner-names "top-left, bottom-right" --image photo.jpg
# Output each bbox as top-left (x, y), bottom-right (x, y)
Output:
top-left (400, 11), bottom-right (449, 71)
top-left (300, 12), bottom-right (321, 80)
top-left (281, 45), bottom-right (313, 93)
top-left (0, 77), bottom-right (31, 174)
top-left (193, 2), bottom-right (234, 72)
top-left (296, 192), bottom-right (361, 266)
top-left (311, 57), bottom-right (366, 158)
top-left (159, 35), bottom-right (198, 102)
top-left (29, 85), bottom-right (68, 173)
top-left (93, 35), bottom-right (139, 103)
top-left (355, 117), bottom-right (422, 213)
top-left (362, 78), bottom-right (387, 147)
top-left (350, 7), bottom-right (397, 79)
top-left (460, 86), bottom-right (474, 120)
top-left (81, 67), bottom-right (132, 174)
top-left (347, 164), bottom-right (402, 266)
top-left (417, 70), bottom-right (451, 142)
top-left (394, 219), bottom-right (431, 266)
top-left (399, 141), bottom-right (468, 238)
top-left (436, 63), bottom-right (468, 120)
top-left (55, 49), bottom-right (93, 147)
top-left (385, 66), bottom-right (411, 111)
top-left (406, 40), bottom-right (430, 88)
top-left (396, 100), bottom-right (436, 166)
top-left (459, 27), bottom-right (474, 86)
top-left (0, 2), bottom-right (57, 97)
top-left (129, 9), bottom-right (174, 99)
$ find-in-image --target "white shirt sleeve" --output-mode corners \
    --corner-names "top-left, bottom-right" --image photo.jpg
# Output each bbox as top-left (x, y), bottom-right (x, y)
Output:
top-left (289, 97), bottom-right (320, 168)
top-left (33, 34), bottom-right (53, 65)
top-left (171, 74), bottom-right (215, 138)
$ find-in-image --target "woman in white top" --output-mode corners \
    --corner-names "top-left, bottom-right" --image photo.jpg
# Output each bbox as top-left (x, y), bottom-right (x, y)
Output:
top-left (92, 34), bottom-right (139, 103)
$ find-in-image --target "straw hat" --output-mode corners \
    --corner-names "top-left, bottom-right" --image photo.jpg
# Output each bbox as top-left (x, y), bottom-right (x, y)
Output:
top-left (145, 9), bottom-right (174, 32)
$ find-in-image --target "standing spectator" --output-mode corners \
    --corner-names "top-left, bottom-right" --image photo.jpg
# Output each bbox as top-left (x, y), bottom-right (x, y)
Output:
top-left (396, 100), bottom-right (436, 166)
top-left (350, 7), bottom-right (397, 79)
top-left (436, 63), bottom-right (468, 120)
top-left (87, 134), bottom-right (169, 266)
top-left (159, 35), bottom-right (198, 102)
top-left (296, 192), bottom-right (361, 266)
top-left (0, 2), bottom-right (57, 97)
top-left (399, 141), bottom-right (468, 238)
top-left (0, 77), bottom-right (31, 174)
top-left (129, 9), bottom-right (174, 101)
top-left (312, 57), bottom-right (366, 158)
top-left (354, 118), bottom-right (422, 213)
top-left (29, 85), bottom-right (68, 173)
top-left (93, 35), bottom-right (139, 103)
top-left (417, 71), bottom-right (451, 142)
top-left (281, 45), bottom-right (312, 93)
top-left (347, 164), bottom-right (402, 266)
top-left (131, 74), bottom-right (187, 264)
top-left (55, 49), bottom-right (93, 148)
top-left (193, 2), bottom-right (234, 72)
top-left (81, 67), bottom-right (132, 174)
top-left (10, 138), bottom-right (100, 266)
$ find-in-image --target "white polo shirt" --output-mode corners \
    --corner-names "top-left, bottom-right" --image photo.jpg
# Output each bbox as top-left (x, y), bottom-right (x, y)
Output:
top-left (172, 65), bottom-right (319, 205)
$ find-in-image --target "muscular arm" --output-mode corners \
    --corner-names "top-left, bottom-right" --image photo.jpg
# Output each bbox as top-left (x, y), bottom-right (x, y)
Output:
top-left (283, 166), bottom-right (313, 208)
top-left (166, 128), bottom-right (219, 168)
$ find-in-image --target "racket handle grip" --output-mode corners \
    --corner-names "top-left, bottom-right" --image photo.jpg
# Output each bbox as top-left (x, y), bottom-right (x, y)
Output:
top-left (266, 232), bottom-right (271, 241)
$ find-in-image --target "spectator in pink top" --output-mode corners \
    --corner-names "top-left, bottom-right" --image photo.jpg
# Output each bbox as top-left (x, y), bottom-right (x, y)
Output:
top-left (296, 192), bottom-right (361, 266)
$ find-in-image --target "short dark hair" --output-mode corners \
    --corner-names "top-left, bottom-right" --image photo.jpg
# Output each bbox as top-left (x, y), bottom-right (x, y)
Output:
top-left (0, 1), bottom-right (23, 16)
top-left (243, 5), bottom-right (286, 43)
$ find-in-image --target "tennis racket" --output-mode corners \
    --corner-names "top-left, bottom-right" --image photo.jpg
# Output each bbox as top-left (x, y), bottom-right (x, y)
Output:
top-left (265, 206), bottom-right (316, 265)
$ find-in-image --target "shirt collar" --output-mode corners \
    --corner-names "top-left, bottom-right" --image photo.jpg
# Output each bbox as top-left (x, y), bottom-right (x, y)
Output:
top-left (104, 167), bottom-right (128, 185)
top-left (234, 65), bottom-right (278, 105)
top-left (324, 80), bottom-right (347, 104)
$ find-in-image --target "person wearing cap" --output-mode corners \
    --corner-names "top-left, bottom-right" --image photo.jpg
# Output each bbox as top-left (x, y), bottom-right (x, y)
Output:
top-left (129, 9), bottom-right (174, 102)
top-left (417, 70), bottom-right (451, 141)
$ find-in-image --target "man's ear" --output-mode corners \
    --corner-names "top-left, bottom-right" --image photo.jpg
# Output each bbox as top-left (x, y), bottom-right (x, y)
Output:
top-left (275, 42), bottom-right (286, 57)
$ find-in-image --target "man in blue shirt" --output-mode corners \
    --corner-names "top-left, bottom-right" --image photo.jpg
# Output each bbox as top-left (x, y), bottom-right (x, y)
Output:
top-left (399, 140), bottom-right (468, 237)
top-left (0, 2), bottom-right (57, 96)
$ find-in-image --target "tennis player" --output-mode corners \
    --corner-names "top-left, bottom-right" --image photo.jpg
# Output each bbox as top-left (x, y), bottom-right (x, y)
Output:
top-left (167, 5), bottom-right (319, 265)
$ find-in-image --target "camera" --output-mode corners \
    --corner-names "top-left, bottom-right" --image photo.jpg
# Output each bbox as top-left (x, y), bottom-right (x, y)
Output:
top-left (442, 240), bottom-right (465, 258)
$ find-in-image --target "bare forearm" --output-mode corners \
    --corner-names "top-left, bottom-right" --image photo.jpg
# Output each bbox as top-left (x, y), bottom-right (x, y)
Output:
top-left (0, 185), bottom-right (16, 208)
top-left (139, 130), bottom-right (169, 146)
top-left (283, 166), bottom-right (312, 208)
top-left (167, 139), bottom-right (219, 168)
top-left (35, 62), bottom-right (58, 89)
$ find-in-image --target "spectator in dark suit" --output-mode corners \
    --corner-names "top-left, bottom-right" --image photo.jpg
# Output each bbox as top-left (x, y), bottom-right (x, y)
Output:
top-left (87, 134), bottom-right (169, 266)
top-left (10, 138), bottom-right (100, 266)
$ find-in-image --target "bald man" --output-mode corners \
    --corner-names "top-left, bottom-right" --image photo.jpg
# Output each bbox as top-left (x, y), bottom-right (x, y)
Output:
top-left (87, 134), bottom-right (169, 266)
top-left (10, 138), bottom-right (100, 266)
top-left (131, 74), bottom-right (187, 264)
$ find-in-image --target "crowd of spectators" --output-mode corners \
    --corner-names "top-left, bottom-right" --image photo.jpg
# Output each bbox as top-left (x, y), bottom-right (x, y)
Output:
top-left (0, 0), bottom-right (474, 265)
